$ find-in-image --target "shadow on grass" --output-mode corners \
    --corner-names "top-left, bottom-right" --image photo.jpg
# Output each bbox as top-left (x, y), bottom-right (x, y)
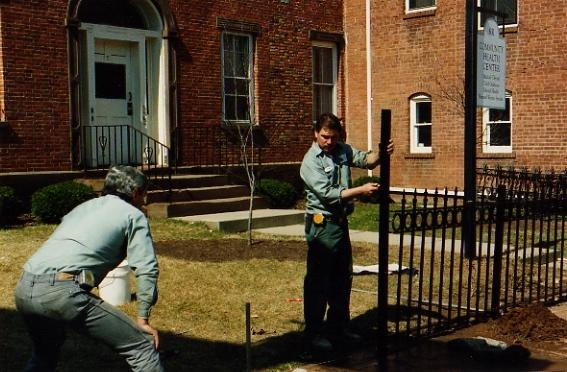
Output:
top-left (3, 305), bottom-right (559, 371)
top-left (0, 308), bottom-right (309, 371)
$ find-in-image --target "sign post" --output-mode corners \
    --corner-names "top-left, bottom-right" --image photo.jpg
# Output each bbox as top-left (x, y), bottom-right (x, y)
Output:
top-left (464, 3), bottom-right (507, 258)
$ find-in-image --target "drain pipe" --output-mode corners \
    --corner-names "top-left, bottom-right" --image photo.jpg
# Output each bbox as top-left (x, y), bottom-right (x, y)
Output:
top-left (366, 0), bottom-right (373, 176)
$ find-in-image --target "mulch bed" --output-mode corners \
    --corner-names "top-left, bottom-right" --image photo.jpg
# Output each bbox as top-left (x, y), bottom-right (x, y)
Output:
top-left (155, 239), bottom-right (307, 262)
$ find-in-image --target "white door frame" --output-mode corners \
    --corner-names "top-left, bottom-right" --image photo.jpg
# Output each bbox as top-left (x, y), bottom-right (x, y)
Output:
top-left (80, 23), bottom-right (169, 165)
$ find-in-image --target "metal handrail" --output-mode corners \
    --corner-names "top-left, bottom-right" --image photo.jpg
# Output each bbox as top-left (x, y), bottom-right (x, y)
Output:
top-left (82, 124), bottom-right (173, 196)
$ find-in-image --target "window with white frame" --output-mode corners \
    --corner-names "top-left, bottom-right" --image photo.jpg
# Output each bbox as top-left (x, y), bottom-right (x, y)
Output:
top-left (479, 0), bottom-right (518, 27)
top-left (410, 94), bottom-right (432, 153)
top-left (312, 42), bottom-right (337, 121)
top-left (483, 92), bottom-right (512, 153)
top-left (406, 0), bottom-right (436, 12)
top-left (222, 32), bottom-right (254, 123)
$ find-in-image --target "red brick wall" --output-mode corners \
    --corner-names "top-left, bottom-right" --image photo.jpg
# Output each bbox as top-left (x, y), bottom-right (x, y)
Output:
top-left (0, 0), bottom-right (344, 172)
top-left (0, 0), bottom-right (71, 172)
top-left (345, 1), bottom-right (567, 189)
top-left (173, 0), bottom-right (344, 165)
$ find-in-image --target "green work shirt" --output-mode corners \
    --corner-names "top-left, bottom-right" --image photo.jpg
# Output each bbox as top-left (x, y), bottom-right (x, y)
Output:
top-left (23, 195), bottom-right (159, 319)
top-left (300, 141), bottom-right (370, 217)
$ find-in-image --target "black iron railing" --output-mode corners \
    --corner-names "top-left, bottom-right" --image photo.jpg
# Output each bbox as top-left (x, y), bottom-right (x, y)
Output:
top-left (184, 125), bottom-right (267, 173)
top-left (379, 168), bottom-right (567, 349)
top-left (82, 124), bottom-right (172, 193)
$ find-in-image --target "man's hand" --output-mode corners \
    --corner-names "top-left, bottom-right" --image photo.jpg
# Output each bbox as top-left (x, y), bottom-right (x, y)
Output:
top-left (383, 139), bottom-right (394, 155)
top-left (359, 182), bottom-right (380, 196)
top-left (137, 318), bottom-right (160, 349)
top-left (342, 182), bottom-right (379, 201)
top-left (367, 139), bottom-right (394, 169)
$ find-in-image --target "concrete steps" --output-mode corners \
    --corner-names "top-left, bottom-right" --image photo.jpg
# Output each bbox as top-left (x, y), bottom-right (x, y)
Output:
top-left (175, 209), bottom-right (305, 232)
top-left (147, 195), bottom-right (269, 218)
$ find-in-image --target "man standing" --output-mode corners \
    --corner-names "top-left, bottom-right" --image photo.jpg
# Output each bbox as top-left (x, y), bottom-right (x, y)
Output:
top-left (15, 165), bottom-right (163, 371)
top-left (300, 113), bottom-right (393, 352)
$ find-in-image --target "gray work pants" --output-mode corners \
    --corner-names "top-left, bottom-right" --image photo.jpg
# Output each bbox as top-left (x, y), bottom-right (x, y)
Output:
top-left (15, 271), bottom-right (163, 372)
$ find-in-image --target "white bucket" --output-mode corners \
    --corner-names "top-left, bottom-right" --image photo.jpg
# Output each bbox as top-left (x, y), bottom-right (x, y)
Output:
top-left (99, 260), bottom-right (131, 306)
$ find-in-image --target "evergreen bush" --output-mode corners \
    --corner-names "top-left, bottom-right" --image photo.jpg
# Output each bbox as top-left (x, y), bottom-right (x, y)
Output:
top-left (0, 185), bottom-right (21, 226)
top-left (31, 181), bottom-right (96, 223)
top-left (256, 179), bottom-right (298, 208)
top-left (352, 176), bottom-right (381, 204)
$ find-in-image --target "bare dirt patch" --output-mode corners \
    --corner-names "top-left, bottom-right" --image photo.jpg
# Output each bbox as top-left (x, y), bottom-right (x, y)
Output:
top-left (155, 239), bottom-right (307, 262)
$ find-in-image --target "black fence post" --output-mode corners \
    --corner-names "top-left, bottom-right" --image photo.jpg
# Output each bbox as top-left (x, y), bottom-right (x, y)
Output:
top-left (377, 109), bottom-right (391, 365)
top-left (491, 184), bottom-right (506, 315)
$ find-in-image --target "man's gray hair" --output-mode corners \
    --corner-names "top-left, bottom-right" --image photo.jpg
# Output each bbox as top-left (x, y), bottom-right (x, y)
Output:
top-left (102, 165), bottom-right (147, 200)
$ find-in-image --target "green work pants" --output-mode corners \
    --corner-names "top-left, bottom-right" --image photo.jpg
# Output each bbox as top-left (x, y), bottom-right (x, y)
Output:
top-left (304, 216), bottom-right (353, 337)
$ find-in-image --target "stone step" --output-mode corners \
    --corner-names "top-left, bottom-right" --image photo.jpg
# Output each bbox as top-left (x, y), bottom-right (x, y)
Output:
top-left (146, 196), bottom-right (269, 218)
top-left (147, 184), bottom-right (249, 203)
top-left (149, 174), bottom-right (229, 190)
top-left (175, 209), bottom-right (305, 232)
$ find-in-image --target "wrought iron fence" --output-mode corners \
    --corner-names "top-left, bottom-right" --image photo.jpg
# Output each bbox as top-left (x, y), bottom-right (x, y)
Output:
top-left (381, 168), bottom-right (567, 348)
top-left (81, 124), bottom-right (172, 192)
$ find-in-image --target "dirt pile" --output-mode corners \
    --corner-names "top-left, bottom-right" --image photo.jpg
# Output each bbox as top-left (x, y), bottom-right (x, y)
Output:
top-left (491, 303), bottom-right (567, 342)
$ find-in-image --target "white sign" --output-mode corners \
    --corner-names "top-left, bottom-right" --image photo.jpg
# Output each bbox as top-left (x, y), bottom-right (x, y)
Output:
top-left (477, 18), bottom-right (506, 110)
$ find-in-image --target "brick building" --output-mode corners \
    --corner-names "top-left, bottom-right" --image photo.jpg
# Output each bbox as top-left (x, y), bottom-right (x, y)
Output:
top-left (1, 0), bottom-right (565, 192)
top-left (345, 0), bottom-right (567, 188)
top-left (0, 0), bottom-right (344, 177)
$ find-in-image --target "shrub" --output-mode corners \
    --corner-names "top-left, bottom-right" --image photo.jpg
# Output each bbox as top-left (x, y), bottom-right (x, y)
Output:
top-left (256, 178), bottom-right (298, 208)
top-left (31, 181), bottom-right (96, 223)
top-left (0, 185), bottom-right (21, 226)
top-left (352, 176), bottom-right (381, 204)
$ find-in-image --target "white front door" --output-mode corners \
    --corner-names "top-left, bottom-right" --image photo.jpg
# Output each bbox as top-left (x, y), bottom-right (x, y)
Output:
top-left (80, 23), bottom-right (166, 167)
top-left (94, 39), bottom-right (133, 127)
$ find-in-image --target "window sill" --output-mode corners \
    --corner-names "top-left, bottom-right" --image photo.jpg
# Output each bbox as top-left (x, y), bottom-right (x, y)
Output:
top-left (478, 152), bottom-right (516, 159)
top-left (404, 8), bottom-right (436, 20)
top-left (404, 152), bottom-right (435, 159)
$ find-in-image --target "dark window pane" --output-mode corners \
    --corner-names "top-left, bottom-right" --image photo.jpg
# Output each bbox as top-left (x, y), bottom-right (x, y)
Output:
top-left (236, 36), bottom-right (249, 55)
top-left (417, 125), bottom-right (432, 147)
top-left (236, 96), bottom-right (249, 121)
top-left (481, 0), bottom-right (517, 25)
top-left (235, 79), bottom-right (248, 95)
top-left (78, 0), bottom-right (146, 29)
top-left (235, 52), bottom-right (249, 77)
top-left (95, 63), bottom-right (126, 99)
top-left (313, 47), bottom-right (322, 83)
top-left (223, 34), bottom-right (233, 52)
top-left (416, 101), bottom-right (432, 123)
top-left (313, 46), bottom-right (333, 84)
top-left (224, 51), bottom-right (234, 76)
top-left (224, 78), bottom-right (236, 95)
top-left (489, 122), bottom-right (511, 146)
top-left (319, 48), bottom-right (333, 83)
top-left (320, 86), bottom-right (333, 114)
top-left (225, 96), bottom-right (236, 120)
top-left (409, 0), bottom-right (435, 9)
top-left (489, 97), bottom-right (510, 121)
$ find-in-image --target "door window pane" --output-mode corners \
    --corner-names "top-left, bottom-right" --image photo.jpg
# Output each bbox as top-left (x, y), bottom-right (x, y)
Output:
top-left (95, 63), bottom-right (126, 99)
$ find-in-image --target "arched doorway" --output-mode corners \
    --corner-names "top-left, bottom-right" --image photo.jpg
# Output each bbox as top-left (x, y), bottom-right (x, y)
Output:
top-left (67, 0), bottom-right (177, 168)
